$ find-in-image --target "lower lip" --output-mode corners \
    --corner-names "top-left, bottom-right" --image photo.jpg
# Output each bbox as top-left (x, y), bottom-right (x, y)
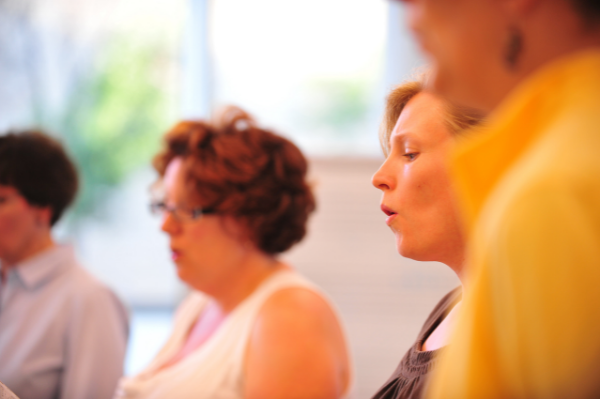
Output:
top-left (386, 214), bottom-right (397, 226)
top-left (171, 251), bottom-right (181, 262)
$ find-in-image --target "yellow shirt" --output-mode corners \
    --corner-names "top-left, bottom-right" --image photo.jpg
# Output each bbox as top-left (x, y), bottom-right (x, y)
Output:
top-left (428, 50), bottom-right (600, 398)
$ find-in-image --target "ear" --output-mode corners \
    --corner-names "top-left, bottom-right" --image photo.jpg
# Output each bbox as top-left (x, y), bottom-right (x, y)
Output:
top-left (221, 215), bottom-right (254, 249)
top-left (34, 206), bottom-right (53, 227)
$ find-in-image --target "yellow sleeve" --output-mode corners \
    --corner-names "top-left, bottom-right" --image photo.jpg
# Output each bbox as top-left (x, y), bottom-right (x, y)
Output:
top-left (428, 177), bottom-right (600, 398)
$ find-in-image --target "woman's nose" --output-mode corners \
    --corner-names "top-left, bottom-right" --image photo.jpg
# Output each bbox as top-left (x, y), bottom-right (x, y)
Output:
top-left (372, 160), bottom-right (394, 191)
top-left (161, 211), bottom-right (180, 235)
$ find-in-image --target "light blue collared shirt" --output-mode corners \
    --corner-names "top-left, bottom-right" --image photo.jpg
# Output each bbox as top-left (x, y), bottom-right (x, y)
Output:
top-left (0, 245), bottom-right (129, 399)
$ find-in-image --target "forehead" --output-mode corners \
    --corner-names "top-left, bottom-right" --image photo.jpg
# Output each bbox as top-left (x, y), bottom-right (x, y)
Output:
top-left (163, 157), bottom-right (189, 200)
top-left (390, 92), bottom-right (451, 144)
top-left (164, 157), bottom-right (184, 185)
top-left (162, 157), bottom-right (203, 206)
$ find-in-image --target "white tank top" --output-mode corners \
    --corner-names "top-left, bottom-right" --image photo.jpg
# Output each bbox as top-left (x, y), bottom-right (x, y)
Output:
top-left (115, 269), bottom-right (347, 399)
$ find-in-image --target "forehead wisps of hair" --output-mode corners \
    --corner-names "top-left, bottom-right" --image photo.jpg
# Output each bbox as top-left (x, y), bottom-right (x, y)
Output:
top-left (379, 73), bottom-right (484, 156)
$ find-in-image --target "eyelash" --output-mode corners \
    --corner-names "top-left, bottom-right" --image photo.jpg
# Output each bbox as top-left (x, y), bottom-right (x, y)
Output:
top-left (403, 152), bottom-right (418, 161)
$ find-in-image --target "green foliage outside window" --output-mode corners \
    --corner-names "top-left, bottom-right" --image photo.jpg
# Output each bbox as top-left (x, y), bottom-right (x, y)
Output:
top-left (45, 39), bottom-right (175, 223)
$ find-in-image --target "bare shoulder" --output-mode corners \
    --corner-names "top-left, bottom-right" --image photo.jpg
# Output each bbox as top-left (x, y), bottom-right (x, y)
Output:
top-left (244, 286), bottom-right (350, 398)
top-left (250, 286), bottom-right (344, 369)
top-left (258, 286), bottom-right (338, 330)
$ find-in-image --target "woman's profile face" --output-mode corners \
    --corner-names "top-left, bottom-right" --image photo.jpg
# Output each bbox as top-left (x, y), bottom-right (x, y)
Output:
top-left (399, 0), bottom-right (507, 110)
top-left (160, 158), bottom-right (249, 294)
top-left (372, 92), bottom-right (465, 268)
top-left (0, 185), bottom-right (45, 265)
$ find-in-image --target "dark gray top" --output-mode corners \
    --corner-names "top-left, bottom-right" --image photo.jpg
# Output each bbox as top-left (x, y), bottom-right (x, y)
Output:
top-left (372, 287), bottom-right (462, 399)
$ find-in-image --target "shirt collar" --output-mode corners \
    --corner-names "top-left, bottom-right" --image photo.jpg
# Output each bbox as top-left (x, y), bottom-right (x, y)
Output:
top-left (7, 245), bottom-right (76, 290)
top-left (450, 48), bottom-right (600, 231)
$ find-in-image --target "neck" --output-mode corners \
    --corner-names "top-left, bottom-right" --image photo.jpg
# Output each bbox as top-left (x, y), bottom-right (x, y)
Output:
top-left (208, 250), bottom-right (284, 314)
top-left (0, 232), bottom-right (55, 272)
top-left (446, 256), bottom-right (468, 294)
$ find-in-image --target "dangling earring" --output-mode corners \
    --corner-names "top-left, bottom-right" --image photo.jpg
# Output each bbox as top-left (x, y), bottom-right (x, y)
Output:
top-left (504, 25), bottom-right (523, 70)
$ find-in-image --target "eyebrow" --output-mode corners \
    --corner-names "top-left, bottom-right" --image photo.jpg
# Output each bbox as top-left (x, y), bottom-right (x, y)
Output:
top-left (389, 132), bottom-right (414, 148)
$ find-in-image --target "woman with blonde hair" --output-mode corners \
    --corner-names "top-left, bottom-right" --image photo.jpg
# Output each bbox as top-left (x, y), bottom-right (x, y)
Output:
top-left (371, 78), bottom-right (481, 398)
top-left (116, 106), bottom-right (351, 399)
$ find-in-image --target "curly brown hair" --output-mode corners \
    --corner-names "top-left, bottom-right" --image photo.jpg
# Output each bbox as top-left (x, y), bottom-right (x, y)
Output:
top-left (153, 106), bottom-right (316, 255)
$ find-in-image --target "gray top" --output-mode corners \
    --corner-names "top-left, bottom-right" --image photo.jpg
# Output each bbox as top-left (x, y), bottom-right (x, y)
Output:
top-left (372, 288), bottom-right (462, 399)
top-left (0, 245), bottom-right (129, 399)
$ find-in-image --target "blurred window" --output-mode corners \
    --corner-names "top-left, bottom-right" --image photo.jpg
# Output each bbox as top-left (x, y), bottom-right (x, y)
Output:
top-left (210, 0), bottom-right (388, 156)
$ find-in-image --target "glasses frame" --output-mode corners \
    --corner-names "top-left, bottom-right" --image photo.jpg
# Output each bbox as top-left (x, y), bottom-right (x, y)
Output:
top-left (149, 201), bottom-right (218, 222)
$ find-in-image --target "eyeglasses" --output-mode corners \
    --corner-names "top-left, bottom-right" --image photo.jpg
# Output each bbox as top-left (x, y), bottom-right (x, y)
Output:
top-left (149, 201), bottom-right (217, 222)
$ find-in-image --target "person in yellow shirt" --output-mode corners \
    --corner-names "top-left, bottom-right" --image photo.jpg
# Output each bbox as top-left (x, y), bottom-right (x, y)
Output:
top-left (394, 0), bottom-right (600, 397)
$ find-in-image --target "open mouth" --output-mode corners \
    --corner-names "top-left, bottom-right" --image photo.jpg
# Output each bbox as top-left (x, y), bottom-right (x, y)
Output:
top-left (170, 248), bottom-right (181, 261)
top-left (381, 204), bottom-right (397, 217)
top-left (381, 204), bottom-right (398, 226)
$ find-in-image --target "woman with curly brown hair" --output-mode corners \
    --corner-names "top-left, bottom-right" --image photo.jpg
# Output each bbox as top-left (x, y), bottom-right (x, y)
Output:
top-left (116, 106), bottom-right (351, 399)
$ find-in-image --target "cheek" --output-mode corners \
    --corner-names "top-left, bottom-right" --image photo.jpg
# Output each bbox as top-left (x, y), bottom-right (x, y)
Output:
top-left (405, 2), bottom-right (479, 101)
top-left (0, 213), bottom-right (30, 252)
top-left (181, 222), bottom-right (232, 264)
top-left (412, 165), bottom-right (461, 241)
top-left (426, 5), bottom-right (505, 106)
top-left (174, 227), bottom-right (215, 285)
top-left (396, 163), bottom-right (437, 210)
top-left (181, 226), bottom-right (214, 255)
top-left (393, 160), bottom-right (455, 239)
top-left (430, 28), bottom-right (480, 92)
top-left (394, 163), bottom-right (459, 257)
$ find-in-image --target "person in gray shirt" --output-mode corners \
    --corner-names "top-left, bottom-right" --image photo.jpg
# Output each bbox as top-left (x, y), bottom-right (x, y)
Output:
top-left (0, 130), bottom-right (129, 399)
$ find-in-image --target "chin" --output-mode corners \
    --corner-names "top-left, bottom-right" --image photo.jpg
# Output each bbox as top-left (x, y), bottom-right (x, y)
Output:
top-left (177, 266), bottom-right (209, 292)
top-left (396, 237), bottom-right (414, 259)
top-left (398, 247), bottom-right (418, 261)
top-left (397, 238), bottom-right (427, 262)
top-left (175, 264), bottom-right (193, 283)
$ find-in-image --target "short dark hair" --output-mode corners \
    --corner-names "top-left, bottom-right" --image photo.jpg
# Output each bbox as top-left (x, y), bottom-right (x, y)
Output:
top-left (0, 130), bottom-right (79, 226)
top-left (153, 106), bottom-right (316, 255)
top-left (571, 0), bottom-right (600, 25)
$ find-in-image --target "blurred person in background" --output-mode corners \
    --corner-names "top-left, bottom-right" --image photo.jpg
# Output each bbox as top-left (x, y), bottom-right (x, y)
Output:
top-left (0, 130), bottom-right (129, 398)
top-left (116, 106), bottom-right (352, 399)
top-left (371, 78), bottom-right (481, 398)
top-left (395, 0), bottom-right (600, 397)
